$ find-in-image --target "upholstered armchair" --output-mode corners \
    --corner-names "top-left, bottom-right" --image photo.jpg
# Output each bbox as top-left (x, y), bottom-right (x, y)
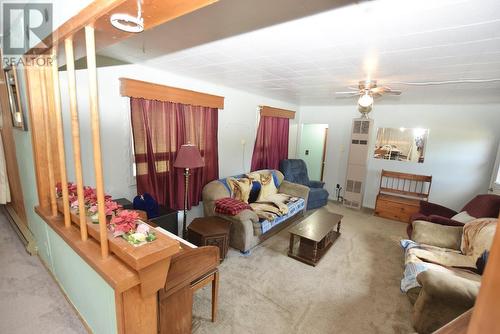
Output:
top-left (279, 159), bottom-right (329, 210)
top-left (407, 194), bottom-right (500, 237)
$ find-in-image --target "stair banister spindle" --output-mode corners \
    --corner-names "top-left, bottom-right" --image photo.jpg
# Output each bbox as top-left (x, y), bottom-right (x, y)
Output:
top-left (51, 48), bottom-right (71, 228)
top-left (65, 37), bottom-right (88, 241)
top-left (40, 65), bottom-right (58, 216)
top-left (85, 25), bottom-right (109, 259)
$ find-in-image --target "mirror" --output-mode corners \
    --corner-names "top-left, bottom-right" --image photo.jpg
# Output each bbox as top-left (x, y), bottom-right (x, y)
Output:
top-left (3, 65), bottom-right (27, 130)
top-left (373, 127), bottom-right (428, 163)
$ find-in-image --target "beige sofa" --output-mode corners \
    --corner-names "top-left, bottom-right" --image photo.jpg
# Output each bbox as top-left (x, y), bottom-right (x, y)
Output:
top-left (202, 169), bottom-right (309, 253)
top-left (404, 218), bottom-right (496, 333)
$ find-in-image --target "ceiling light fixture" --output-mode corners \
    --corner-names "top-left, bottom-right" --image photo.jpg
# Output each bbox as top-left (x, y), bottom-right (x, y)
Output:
top-left (357, 91), bottom-right (373, 116)
top-left (110, 0), bottom-right (144, 33)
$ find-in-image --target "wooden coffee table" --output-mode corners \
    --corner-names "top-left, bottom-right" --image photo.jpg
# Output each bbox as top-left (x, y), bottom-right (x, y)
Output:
top-left (287, 210), bottom-right (342, 266)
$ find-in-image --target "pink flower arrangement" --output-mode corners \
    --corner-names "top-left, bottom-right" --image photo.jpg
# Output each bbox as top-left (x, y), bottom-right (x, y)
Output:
top-left (56, 182), bottom-right (78, 198)
top-left (88, 200), bottom-right (122, 216)
top-left (57, 182), bottom-right (115, 215)
top-left (56, 181), bottom-right (156, 245)
top-left (110, 210), bottom-right (140, 235)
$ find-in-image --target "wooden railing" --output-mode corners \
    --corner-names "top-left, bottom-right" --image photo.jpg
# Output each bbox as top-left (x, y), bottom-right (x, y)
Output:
top-left (20, 1), bottom-right (221, 333)
top-left (26, 21), bottom-right (183, 334)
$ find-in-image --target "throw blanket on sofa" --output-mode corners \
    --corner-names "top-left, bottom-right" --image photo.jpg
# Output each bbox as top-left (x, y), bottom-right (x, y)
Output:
top-left (249, 193), bottom-right (294, 221)
top-left (249, 194), bottom-right (303, 235)
top-left (400, 239), bottom-right (479, 292)
top-left (461, 217), bottom-right (497, 257)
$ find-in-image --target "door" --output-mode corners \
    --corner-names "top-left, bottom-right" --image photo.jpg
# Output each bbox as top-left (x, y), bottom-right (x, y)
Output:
top-left (298, 124), bottom-right (328, 181)
top-left (489, 141), bottom-right (500, 195)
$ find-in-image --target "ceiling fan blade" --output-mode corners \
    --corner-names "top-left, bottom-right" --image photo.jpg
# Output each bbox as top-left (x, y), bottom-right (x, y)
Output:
top-left (382, 86), bottom-right (402, 95)
top-left (385, 90), bottom-right (402, 95)
top-left (370, 87), bottom-right (384, 94)
top-left (347, 86), bottom-right (359, 91)
top-left (335, 91), bottom-right (360, 95)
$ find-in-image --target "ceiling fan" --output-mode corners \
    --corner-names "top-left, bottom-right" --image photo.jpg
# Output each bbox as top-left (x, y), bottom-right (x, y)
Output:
top-left (336, 80), bottom-right (402, 116)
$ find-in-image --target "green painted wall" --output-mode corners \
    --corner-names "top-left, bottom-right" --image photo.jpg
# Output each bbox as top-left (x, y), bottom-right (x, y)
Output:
top-left (12, 69), bottom-right (117, 334)
top-left (298, 124), bottom-right (328, 181)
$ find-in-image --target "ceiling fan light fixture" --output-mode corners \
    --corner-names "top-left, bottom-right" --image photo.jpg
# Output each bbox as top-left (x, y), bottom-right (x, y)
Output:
top-left (358, 92), bottom-right (373, 108)
top-left (110, 0), bottom-right (144, 33)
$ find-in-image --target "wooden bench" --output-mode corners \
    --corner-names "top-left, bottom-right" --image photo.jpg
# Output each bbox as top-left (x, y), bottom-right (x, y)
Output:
top-left (374, 170), bottom-right (432, 223)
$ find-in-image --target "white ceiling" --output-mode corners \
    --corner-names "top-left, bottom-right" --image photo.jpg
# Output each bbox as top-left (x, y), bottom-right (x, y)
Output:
top-left (101, 0), bottom-right (500, 105)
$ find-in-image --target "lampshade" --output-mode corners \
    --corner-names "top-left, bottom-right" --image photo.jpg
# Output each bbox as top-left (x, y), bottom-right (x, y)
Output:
top-left (173, 144), bottom-right (204, 169)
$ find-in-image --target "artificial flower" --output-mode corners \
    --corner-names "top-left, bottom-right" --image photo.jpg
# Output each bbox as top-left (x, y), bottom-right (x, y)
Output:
top-left (135, 223), bottom-right (150, 235)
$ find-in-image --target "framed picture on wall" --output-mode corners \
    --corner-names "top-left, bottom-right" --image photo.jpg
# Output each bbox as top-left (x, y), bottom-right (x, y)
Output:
top-left (3, 65), bottom-right (27, 131)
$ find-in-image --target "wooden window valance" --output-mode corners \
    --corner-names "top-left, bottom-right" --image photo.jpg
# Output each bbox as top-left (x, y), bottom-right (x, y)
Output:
top-left (259, 105), bottom-right (295, 119)
top-left (120, 78), bottom-right (224, 109)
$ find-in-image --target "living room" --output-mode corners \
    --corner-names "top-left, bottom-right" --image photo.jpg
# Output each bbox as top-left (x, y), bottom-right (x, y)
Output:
top-left (1, 0), bottom-right (499, 333)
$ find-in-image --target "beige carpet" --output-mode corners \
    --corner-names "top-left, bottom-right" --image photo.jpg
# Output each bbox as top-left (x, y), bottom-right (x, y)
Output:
top-left (0, 210), bottom-right (87, 334)
top-left (192, 202), bottom-right (415, 334)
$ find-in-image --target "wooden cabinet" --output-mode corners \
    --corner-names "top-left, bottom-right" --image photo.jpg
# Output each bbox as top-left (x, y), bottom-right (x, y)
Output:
top-left (374, 194), bottom-right (420, 223)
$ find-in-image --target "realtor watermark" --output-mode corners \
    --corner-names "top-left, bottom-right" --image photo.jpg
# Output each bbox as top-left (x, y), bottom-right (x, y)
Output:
top-left (2, 3), bottom-right (53, 66)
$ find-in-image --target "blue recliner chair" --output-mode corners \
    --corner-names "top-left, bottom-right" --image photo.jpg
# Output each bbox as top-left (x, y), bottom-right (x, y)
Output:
top-left (279, 159), bottom-right (329, 210)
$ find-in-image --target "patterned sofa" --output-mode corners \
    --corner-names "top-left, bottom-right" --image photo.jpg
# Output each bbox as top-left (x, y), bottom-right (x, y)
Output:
top-left (202, 169), bottom-right (309, 253)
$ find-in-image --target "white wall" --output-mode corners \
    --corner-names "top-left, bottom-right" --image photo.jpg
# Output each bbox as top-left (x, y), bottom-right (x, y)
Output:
top-left (58, 64), bottom-right (298, 228)
top-left (299, 104), bottom-right (500, 210)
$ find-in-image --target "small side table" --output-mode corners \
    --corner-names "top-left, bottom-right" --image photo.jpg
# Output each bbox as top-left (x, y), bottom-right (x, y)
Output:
top-left (149, 206), bottom-right (178, 236)
top-left (187, 217), bottom-right (232, 262)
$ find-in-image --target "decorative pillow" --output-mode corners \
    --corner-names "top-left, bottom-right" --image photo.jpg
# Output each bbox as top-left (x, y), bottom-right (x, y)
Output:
top-left (246, 172), bottom-right (261, 181)
top-left (451, 211), bottom-right (476, 224)
top-left (247, 171), bottom-right (280, 188)
top-left (228, 177), bottom-right (252, 203)
top-left (215, 197), bottom-right (252, 216)
top-left (248, 180), bottom-right (261, 203)
top-left (256, 173), bottom-right (278, 202)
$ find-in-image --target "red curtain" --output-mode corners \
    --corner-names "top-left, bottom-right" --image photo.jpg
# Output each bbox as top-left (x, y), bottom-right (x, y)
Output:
top-left (130, 97), bottom-right (219, 210)
top-left (250, 116), bottom-right (289, 171)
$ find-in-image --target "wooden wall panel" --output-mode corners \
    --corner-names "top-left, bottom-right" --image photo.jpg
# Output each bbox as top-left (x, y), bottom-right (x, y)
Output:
top-left (24, 65), bottom-right (60, 210)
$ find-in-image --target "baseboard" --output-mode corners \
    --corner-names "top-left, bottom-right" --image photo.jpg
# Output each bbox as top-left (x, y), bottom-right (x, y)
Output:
top-left (2, 205), bottom-right (37, 255)
top-left (327, 199), bottom-right (375, 214)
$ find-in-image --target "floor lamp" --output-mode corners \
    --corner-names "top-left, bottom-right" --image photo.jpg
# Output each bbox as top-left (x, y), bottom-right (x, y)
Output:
top-left (173, 144), bottom-right (204, 238)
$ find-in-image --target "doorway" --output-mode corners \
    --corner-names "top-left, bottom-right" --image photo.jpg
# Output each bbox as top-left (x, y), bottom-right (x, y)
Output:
top-left (490, 141), bottom-right (500, 195)
top-left (298, 124), bottom-right (328, 181)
